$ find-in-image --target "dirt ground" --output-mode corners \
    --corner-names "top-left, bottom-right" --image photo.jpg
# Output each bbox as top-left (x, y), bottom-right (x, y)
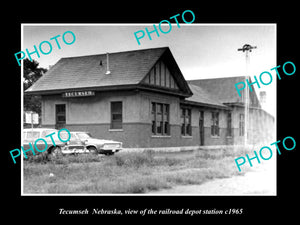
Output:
top-left (148, 156), bottom-right (277, 195)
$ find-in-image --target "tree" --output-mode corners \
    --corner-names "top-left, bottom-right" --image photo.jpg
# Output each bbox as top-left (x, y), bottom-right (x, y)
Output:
top-left (23, 59), bottom-right (47, 115)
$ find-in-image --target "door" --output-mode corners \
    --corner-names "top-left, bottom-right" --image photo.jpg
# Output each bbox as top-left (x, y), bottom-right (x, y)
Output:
top-left (199, 111), bottom-right (204, 146)
top-left (67, 133), bottom-right (85, 150)
top-left (55, 104), bottom-right (66, 129)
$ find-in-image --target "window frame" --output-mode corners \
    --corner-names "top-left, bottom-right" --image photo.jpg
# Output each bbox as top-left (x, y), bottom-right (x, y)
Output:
top-left (55, 104), bottom-right (66, 129)
top-left (110, 101), bottom-right (123, 130)
top-left (227, 112), bottom-right (232, 137)
top-left (239, 113), bottom-right (245, 136)
top-left (151, 102), bottom-right (170, 136)
top-left (211, 111), bottom-right (220, 137)
top-left (181, 107), bottom-right (192, 136)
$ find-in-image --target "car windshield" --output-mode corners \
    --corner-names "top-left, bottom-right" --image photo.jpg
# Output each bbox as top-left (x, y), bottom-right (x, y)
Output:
top-left (59, 130), bottom-right (70, 140)
top-left (77, 133), bottom-right (92, 140)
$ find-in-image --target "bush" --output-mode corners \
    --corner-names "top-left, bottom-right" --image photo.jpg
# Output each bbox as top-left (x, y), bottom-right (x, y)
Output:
top-left (154, 157), bottom-right (183, 167)
top-left (25, 152), bottom-right (104, 164)
top-left (25, 152), bottom-right (50, 163)
top-left (113, 151), bottom-right (155, 168)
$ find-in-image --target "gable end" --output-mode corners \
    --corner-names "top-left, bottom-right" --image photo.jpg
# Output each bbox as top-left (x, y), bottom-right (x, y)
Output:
top-left (141, 60), bottom-right (179, 90)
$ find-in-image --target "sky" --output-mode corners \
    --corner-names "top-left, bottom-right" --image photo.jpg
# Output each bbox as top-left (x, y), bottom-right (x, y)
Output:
top-left (22, 24), bottom-right (276, 115)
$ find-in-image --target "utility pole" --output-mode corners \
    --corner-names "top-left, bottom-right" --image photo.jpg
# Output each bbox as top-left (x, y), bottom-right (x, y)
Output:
top-left (238, 44), bottom-right (257, 146)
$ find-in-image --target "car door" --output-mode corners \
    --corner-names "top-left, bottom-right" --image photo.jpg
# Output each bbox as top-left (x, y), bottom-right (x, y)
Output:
top-left (67, 133), bottom-right (84, 150)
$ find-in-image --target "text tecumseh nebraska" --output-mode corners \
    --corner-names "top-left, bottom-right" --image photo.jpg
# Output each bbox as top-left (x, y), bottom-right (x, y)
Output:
top-left (59, 208), bottom-right (122, 215)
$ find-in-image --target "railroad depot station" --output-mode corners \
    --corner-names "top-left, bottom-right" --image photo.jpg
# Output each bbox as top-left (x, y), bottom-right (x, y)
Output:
top-left (26, 47), bottom-right (275, 149)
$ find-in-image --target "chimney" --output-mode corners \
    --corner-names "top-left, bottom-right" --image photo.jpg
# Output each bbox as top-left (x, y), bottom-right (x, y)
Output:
top-left (105, 52), bottom-right (111, 75)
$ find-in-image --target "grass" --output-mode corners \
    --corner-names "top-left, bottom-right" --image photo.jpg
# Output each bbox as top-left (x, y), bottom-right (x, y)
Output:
top-left (23, 148), bottom-right (252, 194)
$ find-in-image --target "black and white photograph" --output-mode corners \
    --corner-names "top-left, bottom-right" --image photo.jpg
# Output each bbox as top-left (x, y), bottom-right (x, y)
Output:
top-left (4, 5), bottom-right (298, 221)
top-left (21, 24), bottom-right (276, 195)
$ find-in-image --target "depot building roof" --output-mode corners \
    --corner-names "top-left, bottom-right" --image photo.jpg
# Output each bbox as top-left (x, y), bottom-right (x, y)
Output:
top-left (25, 47), bottom-right (192, 97)
top-left (25, 47), bottom-right (261, 109)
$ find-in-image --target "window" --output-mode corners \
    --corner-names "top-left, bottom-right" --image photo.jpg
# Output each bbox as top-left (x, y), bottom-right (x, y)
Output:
top-left (151, 102), bottom-right (170, 135)
top-left (181, 107), bottom-right (192, 136)
top-left (163, 104), bottom-right (170, 135)
top-left (227, 112), bottom-right (232, 137)
top-left (156, 103), bottom-right (163, 134)
top-left (42, 130), bottom-right (57, 137)
top-left (77, 132), bottom-right (92, 140)
top-left (25, 131), bottom-right (40, 140)
top-left (111, 101), bottom-right (122, 129)
top-left (211, 112), bottom-right (219, 136)
top-left (55, 104), bottom-right (66, 129)
top-left (239, 113), bottom-right (245, 136)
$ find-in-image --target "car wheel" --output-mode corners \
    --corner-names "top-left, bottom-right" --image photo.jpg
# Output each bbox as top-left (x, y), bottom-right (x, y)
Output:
top-left (87, 146), bottom-right (97, 154)
top-left (49, 146), bottom-right (63, 159)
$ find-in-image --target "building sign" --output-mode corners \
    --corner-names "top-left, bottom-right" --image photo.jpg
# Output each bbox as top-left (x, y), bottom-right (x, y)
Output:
top-left (24, 111), bottom-right (39, 124)
top-left (62, 91), bottom-right (95, 98)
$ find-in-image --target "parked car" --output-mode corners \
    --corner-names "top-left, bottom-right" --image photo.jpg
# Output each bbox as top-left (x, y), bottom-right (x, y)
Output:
top-left (66, 131), bottom-right (123, 155)
top-left (23, 128), bottom-right (67, 157)
top-left (61, 131), bottom-right (89, 155)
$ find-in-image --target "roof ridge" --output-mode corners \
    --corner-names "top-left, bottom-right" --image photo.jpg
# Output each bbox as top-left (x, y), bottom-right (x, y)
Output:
top-left (26, 46), bottom-right (185, 95)
top-left (187, 75), bottom-right (250, 82)
top-left (61, 46), bottom-right (170, 60)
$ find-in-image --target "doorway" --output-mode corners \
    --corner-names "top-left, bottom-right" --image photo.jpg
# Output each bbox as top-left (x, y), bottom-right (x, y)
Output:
top-left (199, 111), bottom-right (204, 146)
top-left (55, 104), bottom-right (66, 129)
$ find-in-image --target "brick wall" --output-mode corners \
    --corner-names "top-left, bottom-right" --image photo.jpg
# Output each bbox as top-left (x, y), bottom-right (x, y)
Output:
top-left (40, 90), bottom-right (274, 149)
top-left (64, 123), bottom-right (200, 148)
